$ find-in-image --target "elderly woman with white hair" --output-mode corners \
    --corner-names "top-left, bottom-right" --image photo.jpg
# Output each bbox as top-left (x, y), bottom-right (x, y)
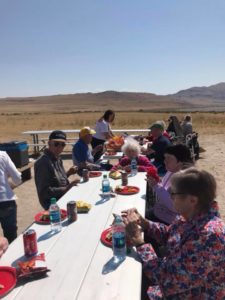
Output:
top-left (111, 137), bottom-right (152, 172)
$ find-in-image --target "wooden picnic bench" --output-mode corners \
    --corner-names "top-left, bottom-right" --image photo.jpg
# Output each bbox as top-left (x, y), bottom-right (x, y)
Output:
top-left (22, 129), bottom-right (149, 155)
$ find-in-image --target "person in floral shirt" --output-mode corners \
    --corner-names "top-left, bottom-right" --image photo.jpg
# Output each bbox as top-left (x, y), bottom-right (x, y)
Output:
top-left (123, 168), bottom-right (225, 299)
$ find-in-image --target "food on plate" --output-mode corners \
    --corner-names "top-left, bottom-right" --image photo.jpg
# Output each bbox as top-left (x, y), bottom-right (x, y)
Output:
top-left (109, 170), bottom-right (121, 180)
top-left (107, 136), bottom-right (124, 150)
top-left (0, 284), bottom-right (4, 289)
top-left (115, 185), bottom-right (139, 194)
top-left (40, 211), bottom-right (50, 222)
top-left (76, 201), bottom-right (92, 213)
top-left (39, 210), bottom-right (65, 222)
top-left (89, 171), bottom-right (102, 177)
top-left (105, 230), bottom-right (112, 242)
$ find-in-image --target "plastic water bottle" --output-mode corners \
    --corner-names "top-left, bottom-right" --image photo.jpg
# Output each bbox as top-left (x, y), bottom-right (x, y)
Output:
top-left (49, 198), bottom-right (62, 233)
top-left (131, 158), bottom-right (137, 176)
top-left (112, 216), bottom-right (126, 263)
top-left (102, 174), bottom-right (110, 197)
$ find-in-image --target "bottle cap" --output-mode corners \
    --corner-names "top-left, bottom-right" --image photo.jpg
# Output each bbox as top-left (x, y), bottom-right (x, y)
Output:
top-left (50, 198), bottom-right (57, 204)
top-left (103, 174), bottom-right (107, 179)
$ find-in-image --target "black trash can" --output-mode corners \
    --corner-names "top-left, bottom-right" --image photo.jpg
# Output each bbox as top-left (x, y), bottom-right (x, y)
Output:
top-left (0, 141), bottom-right (29, 168)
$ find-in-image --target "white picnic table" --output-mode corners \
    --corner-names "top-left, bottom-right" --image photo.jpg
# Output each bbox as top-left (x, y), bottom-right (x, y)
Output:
top-left (1, 172), bottom-right (147, 300)
top-left (22, 129), bottom-right (149, 155)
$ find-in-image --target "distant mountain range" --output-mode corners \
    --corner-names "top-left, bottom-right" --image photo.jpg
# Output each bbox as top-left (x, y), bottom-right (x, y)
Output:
top-left (1, 82), bottom-right (225, 113)
top-left (170, 82), bottom-right (225, 100)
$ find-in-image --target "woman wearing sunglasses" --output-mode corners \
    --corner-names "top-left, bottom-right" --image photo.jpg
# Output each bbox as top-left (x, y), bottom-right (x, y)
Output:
top-left (123, 168), bottom-right (225, 299)
top-left (34, 130), bottom-right (79, 210)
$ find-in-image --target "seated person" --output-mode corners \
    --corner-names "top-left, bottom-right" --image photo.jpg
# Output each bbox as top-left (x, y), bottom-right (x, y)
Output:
top-left (72, 127), bottom-right (103, 174)
top-left (111, 137), bottom-right (152, 172)
top-left (166, 115), bottom-right (176, 134)
top-left (0, 151), bottom-right (22, 243)
top-left (123, 168), bottom-right (225, 300)
top-left (145, 120), bottom-right (171, 142)
top-left (0, 236), bottom-right (8, 258)
top-left (143, 122), bottom-right (171, 174)
top-left (146, 144), bottom-right (193, 225)
top-left (181, 114), bottom-right (193, 138)
top-left (34, 130), bottom-right (79, 210)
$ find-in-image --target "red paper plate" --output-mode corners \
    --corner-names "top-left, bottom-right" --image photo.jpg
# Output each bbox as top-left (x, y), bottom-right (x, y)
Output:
top-left (0, 266), bottom-right (17, 298)
top-left (34, 209), bottom-right (67, 224)
top-left (89, 171), bottom-right (102, 178)
top-left (100, 227), bottom-right (112, 248)
top-left (115, 186), bottom-right (140, 195)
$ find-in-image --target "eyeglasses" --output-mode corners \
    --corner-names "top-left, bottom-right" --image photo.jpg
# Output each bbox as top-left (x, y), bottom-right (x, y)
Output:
top-left (169, 191), bottom-right (187, 197)
top-left (53, 142), bottom-right (66, 147)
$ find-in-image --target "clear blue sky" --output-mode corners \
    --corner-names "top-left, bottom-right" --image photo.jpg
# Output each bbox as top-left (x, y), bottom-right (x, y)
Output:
top-left (0, 0), bottom-right (225, 97)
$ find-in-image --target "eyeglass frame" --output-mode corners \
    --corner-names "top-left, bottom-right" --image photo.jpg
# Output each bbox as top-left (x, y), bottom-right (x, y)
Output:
top-left (53, 141), bottom-right (66, 147)
top-left (169, 191), bottom-right (189, 198)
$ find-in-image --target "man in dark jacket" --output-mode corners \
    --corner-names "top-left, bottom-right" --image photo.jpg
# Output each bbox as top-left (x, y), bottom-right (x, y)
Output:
top-left (146, 122), bottom-right (171, 174)
top-left (34, 130), bottom-right (79, 210)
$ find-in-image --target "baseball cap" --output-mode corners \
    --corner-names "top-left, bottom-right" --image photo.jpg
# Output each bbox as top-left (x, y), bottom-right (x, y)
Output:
top-left (49, 130), bottom-right (67, 142)
top-left (149, 122), bottom-right (164, 130)
top-left (80, 127), bottom-right (96, 138)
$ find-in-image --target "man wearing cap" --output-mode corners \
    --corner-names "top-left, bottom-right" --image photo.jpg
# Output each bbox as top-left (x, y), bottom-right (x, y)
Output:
top-left (34, 130), bottom-right (79, 210)
top-left (72, 127), bottom-right (103, 174)
top-left (145, 122), bottom-right (171, 174)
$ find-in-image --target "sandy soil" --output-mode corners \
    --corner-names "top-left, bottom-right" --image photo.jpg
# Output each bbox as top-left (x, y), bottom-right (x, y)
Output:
top-left (0, 133), bottom-right (224, 237)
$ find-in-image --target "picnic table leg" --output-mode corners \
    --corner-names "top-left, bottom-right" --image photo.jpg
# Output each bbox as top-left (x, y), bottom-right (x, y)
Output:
top-left (33, 134), bottom-right (40, 155)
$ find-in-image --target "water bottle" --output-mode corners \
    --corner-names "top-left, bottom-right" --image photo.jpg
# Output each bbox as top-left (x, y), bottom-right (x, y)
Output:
top-left (102, 174), bottom-right (110, 197)
top-left (49, 198), bottom-right (62, 233)
top-left (112, 216), bottom-right (126, 263)
top-left (131, 158), bottom-right (137, 176)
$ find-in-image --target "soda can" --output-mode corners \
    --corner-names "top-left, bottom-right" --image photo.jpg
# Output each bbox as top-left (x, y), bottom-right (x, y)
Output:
top-left (82, 169), bottom-right (89, 182)
top-left (23, 229), bottom-right (38, 257)
top-left (67, 201), bottom-right (78, 223)
top-left (121, 171), bottom-right (128, 186)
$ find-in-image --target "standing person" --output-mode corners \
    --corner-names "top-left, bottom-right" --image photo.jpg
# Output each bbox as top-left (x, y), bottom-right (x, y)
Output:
top-left (0, 151), bottom-right (22, 243)
top-left (34, 130), bottom-right (79, 210)
top-left (91, 110), bottom-right (115, 162)
top-left (181, 115), bottom-right (193, 138)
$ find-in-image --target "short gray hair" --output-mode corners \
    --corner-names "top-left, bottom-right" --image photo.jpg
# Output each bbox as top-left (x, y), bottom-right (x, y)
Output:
top-left (171, 168), bottom-right (216, 212)
top-left (121, 137), bottom-right (141, 156)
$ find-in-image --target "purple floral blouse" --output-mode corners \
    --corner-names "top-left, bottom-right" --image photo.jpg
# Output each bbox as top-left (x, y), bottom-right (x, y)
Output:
top-left (137, 202), bottom-right (225, 299)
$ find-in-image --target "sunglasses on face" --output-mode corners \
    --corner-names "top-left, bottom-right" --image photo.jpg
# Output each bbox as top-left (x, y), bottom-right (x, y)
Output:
top-left (53, 142), bottom-right (66, 147)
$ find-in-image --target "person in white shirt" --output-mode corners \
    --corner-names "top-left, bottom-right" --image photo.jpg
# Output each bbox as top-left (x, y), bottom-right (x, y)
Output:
top-left (0, 151), bottom-right (22, 243)
top-left (91, 110), bottom-right (115, 161)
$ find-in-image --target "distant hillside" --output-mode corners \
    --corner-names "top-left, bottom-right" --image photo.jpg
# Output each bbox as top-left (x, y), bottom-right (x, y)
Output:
top-left (1, 82), bottom-right (225, 114)
top-left (171, 82), bottom-right (225, 100)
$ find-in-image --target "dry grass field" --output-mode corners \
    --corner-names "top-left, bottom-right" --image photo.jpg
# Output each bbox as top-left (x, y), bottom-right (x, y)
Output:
top-left (1, 111), bottom-right (225, 143)
top-left (0, 107), bottom-right (225, 235)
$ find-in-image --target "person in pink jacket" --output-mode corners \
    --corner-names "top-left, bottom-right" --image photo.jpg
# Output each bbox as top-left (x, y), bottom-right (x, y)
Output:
top-left (111, 137), bottom-right (152, 172)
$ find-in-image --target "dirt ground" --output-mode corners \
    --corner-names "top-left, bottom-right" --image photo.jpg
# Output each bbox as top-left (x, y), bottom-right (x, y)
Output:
top-left (1, 133), bottom-right (224, 237)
